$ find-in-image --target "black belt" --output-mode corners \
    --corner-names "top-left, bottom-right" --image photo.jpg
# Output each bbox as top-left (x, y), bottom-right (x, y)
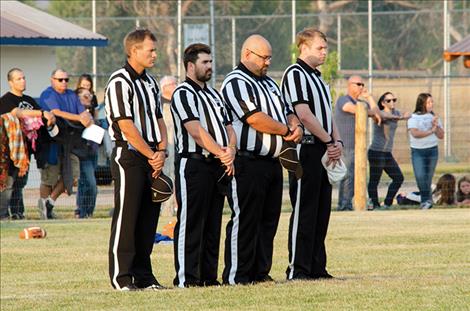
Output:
top-left (301, 135), bottom-right (316, 145)
top-left (115, 141), bottom-right (159, 151)
top-left (179, 152), bottom-right (216, 163)
top-left (237, 150), bottom-right (277, 161)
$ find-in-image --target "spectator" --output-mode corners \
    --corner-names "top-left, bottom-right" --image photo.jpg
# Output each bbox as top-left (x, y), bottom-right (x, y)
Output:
top-left (74, 87), bottom-right (98, 218)
top-left (38, 69), bottom-right (93, 219)
top-left (76, 74), bottom-right (98, 109)
top-left (456, 175), bottom-right (470, 206)
top-left (334, 76), bottom-right (381, 211)
top-left (159, 75), bottom-right (177, 215)
top-left (432, 173), bottom-right (456, 205)
top-left (367, 92), bottom-right (410, 210)
top-left (0, 68), bottom-right (55, 220)
top-left (407, 93), bottom-right (444, 210)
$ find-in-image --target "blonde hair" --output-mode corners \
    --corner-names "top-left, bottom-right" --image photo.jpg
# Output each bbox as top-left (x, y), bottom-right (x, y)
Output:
top-left (123, 28), bottom-right (156, 57)
top-left (296, 28), bottom-right (327, 49)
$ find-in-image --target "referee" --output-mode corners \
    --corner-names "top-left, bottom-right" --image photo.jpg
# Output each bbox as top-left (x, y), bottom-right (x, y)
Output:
top-left (281, 28), bottom-right (342, 280)
top-left (221, 34), bottom-right (302, 285)
top-left (106, 29), bottom-right (168, 291)
top-left (171, 43), bottom-right (236, 287)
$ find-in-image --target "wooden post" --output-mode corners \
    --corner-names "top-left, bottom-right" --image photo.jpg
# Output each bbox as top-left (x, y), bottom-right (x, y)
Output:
top-left (354, 102), bottom-right (368, 211)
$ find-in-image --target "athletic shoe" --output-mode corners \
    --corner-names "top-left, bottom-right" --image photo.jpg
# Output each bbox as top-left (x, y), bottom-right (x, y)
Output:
top-left (119, 284), bottom-right (141, 291)
top-left (367, 199), bottom-right (379, 211)
top-left (311, 273), bottom-right (334, 280)
top-left (45, 200), bottom-right (56, 219)
top-left (143, 283), bottom-right (166, 291)
top-left (202, 280), bottom-right (221, 287)
top-left (420, 201), bottom-right (433, 210)
top-left (37, 199), bottom-right (47, 220)
top-left (255, 275), bottom-right (275, 283)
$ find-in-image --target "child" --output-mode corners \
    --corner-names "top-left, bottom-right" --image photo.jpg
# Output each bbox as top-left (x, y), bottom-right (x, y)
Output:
top-left (456, 176), bottom-right (470, 206)
top-left (433, 174), bottom-right (456, 205)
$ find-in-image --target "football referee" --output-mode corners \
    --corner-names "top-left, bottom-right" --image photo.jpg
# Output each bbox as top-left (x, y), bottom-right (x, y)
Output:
top-left (171, 43), bottom-right (236, 287)
top-left (281, 28), bottom-right (342, 280)
top-left (221, 34), bottom-right (302, 285)
top-left (106, 29), bottom-right (168, 291)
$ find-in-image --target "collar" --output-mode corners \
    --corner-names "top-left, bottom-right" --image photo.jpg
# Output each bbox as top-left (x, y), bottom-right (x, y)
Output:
top-left (297, 58), bottom-right (322, 77)
top-left (124, 61), bottom-right (148, 81)
top-left (237, 62), bottom-right (264, 80)
top-left (185, 77), bottom-right (207, 91)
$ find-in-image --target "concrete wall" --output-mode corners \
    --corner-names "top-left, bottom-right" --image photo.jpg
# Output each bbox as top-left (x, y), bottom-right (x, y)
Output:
top-left (0, 46), bottom-right (56, 98)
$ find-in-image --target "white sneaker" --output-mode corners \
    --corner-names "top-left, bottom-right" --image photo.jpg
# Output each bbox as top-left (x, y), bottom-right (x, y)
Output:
top-left (37, 199), bottom-right (47, 219)
top-left (420, 201), bottom-right (433, 210)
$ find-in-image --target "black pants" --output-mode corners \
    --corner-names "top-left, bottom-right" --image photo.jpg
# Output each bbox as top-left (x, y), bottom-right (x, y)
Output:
top-left (9, 170), bottom-right (28, 217)
top-left (367, 149), bottom-right (404, 206)
top-left (223, 156), bottom-right (283, 284)
top-left (287, 143), bottom-right (332, 280)
top-left (108, 146), bottom-right (161, 289)
top-left (173, 157), bottom-right (226, 287)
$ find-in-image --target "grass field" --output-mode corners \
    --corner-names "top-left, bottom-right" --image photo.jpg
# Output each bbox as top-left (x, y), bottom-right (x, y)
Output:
top-left (1, 208), bottom-right (469, 310)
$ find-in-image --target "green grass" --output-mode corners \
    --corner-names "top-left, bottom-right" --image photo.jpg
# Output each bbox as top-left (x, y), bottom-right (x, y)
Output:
top-left (1, 209), bottom-right (470, 310)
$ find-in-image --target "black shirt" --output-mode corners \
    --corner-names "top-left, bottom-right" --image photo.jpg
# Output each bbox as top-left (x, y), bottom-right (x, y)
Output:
top-left (0, 92), bottom-right (41, 115)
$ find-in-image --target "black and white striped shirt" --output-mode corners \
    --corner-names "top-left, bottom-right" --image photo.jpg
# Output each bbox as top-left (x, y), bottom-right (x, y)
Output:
top-left (105, 62), bottom-right (163, 144)
top-left (221, 63), bottom-right (292, 158)
top-left (171, 77), bottom-right (231, 155)
top-left (281, 59), bottom-right (333, 136)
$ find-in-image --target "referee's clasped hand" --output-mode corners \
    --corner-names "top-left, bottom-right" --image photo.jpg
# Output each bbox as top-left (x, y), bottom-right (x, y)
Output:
top-left (282, 126), bottom-right (302, 143)
top-left (217, 147), bottom-right (235, 167)
top-left (148, 151), bottom-right (165, 177)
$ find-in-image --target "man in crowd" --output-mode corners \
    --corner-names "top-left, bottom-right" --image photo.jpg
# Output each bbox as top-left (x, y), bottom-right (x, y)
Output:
top-left (159, 75), bottom-right (177, 216)
top-left (281, 28), bottom-right (342, 280)
top-left (106, 29), bottom-right (168, 291)
top-left (171, 43), bottom-right (236, 287)
top-left (221, 34), bottom-right (302, 285)
top-left (0, 68), bottom-right (55, 220)
top-left (39, 69), bottom-right (93, 219)
top-left (335, 75), bottom-right (381, 211)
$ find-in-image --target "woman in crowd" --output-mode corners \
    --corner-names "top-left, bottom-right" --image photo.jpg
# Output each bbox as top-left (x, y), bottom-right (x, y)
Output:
top-left (432, 173), bottom-right (456, 205)
top-left (407, 93), bottom-right (444, 210)
top-left (74, 87), bottom-right (98, 218)
top-left (456, 175), bottom-right (470, 206)
top-left (367, 92), bottom-right (410, 210)
top-left (76, 74), bottom-right (98, 109)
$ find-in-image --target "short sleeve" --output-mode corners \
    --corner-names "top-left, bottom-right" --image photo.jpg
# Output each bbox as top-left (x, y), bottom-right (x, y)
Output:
top-left (106, 78), bottom-right (133, 121)
top-left (171, 88), bottom-right (199, 123)
top-left (407, 115), bottom-right (418, 129)
top-left (221, 78), bottom-right (260, 121)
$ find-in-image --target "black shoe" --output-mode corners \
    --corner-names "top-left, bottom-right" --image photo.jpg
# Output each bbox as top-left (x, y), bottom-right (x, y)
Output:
top-left (311, 273), bottom-right (334, 280)
top-left (255, 275), bottom-right (275, 283)
top-left (202, 280), bottom-right (221, 287)
top-left (11, 213), bottom-right (23, 220)
top-left (118, 284), bottom-right (141, 291)
top-left (142, 283), bottom-right (166, 291)
top-left (46, 201), bottom-right (56, 219)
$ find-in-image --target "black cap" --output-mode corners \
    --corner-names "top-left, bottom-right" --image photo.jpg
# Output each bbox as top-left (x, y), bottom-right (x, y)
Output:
top-left (151, 173), bottom-right (174, 203)
top-left (279, 141), bottom-right (303, 179)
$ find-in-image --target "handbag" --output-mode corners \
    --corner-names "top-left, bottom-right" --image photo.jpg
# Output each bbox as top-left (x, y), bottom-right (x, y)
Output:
top-left (321, 151), bottom-right (347, 184)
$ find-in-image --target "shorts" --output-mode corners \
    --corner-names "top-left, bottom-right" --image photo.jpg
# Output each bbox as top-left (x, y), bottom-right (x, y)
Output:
top-left (40, 155), bottom-right (80, 187)
top-left (40, 163), bottom-right (61, 187)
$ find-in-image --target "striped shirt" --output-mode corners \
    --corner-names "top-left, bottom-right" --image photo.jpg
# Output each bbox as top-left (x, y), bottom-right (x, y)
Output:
top-left (171, 77), bottom-right (231, 155)
top-left (281, 58), bottom-right (333, 136)
top-left (105, 62), bottom-right (163, 144)
top-left (221, 63), bottom-right (291, 158)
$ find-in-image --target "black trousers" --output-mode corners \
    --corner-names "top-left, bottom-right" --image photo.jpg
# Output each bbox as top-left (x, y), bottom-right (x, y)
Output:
top-left (173, 157), bottom-right (226, 287)
top-left (223, 156), bottom-right (283, 284)
top-left (367, 149), bottom-right (404, 206)
top-left (108, 146), bottom-right (161, 289)
top-left (287, 143), bottom-right (332, 280)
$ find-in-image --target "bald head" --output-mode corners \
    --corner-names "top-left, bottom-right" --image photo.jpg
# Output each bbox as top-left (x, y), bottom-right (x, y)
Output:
top-left (241, 35), bottom-right (272, 76)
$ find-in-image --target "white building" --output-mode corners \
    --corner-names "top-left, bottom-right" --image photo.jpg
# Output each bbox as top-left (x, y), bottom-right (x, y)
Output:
top-left (0, 1), bottom-right (107, 97)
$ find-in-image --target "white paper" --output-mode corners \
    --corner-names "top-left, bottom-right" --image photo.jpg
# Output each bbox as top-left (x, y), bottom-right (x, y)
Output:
top-left (81, 124), bottom-right (105, 144)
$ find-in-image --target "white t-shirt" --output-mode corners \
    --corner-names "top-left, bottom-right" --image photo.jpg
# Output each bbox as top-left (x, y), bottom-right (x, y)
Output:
top-left (407, 113), bottom-right (442, 149)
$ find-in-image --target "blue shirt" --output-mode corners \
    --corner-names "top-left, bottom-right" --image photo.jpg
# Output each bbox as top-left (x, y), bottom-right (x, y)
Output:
top-left (39, 86), bottom-right (84, 114)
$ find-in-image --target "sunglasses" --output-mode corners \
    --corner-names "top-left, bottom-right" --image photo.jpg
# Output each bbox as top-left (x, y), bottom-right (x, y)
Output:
top-left (384, 98), bottom-right (397, 104)
top-left (80, 94), bottom-right (92, 99)
top-left (54, 77), bottom-right (69, 83)
top-left (350, 82), bottom-right (364, 87)
top-left (247, 49), bottom-right (272, 62)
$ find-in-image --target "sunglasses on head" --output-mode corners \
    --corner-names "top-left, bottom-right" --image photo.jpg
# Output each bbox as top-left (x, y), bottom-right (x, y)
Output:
top-left (54, 77), bottom-right (69, 83)
top-left (384, 98), bottom-right (397, 104)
